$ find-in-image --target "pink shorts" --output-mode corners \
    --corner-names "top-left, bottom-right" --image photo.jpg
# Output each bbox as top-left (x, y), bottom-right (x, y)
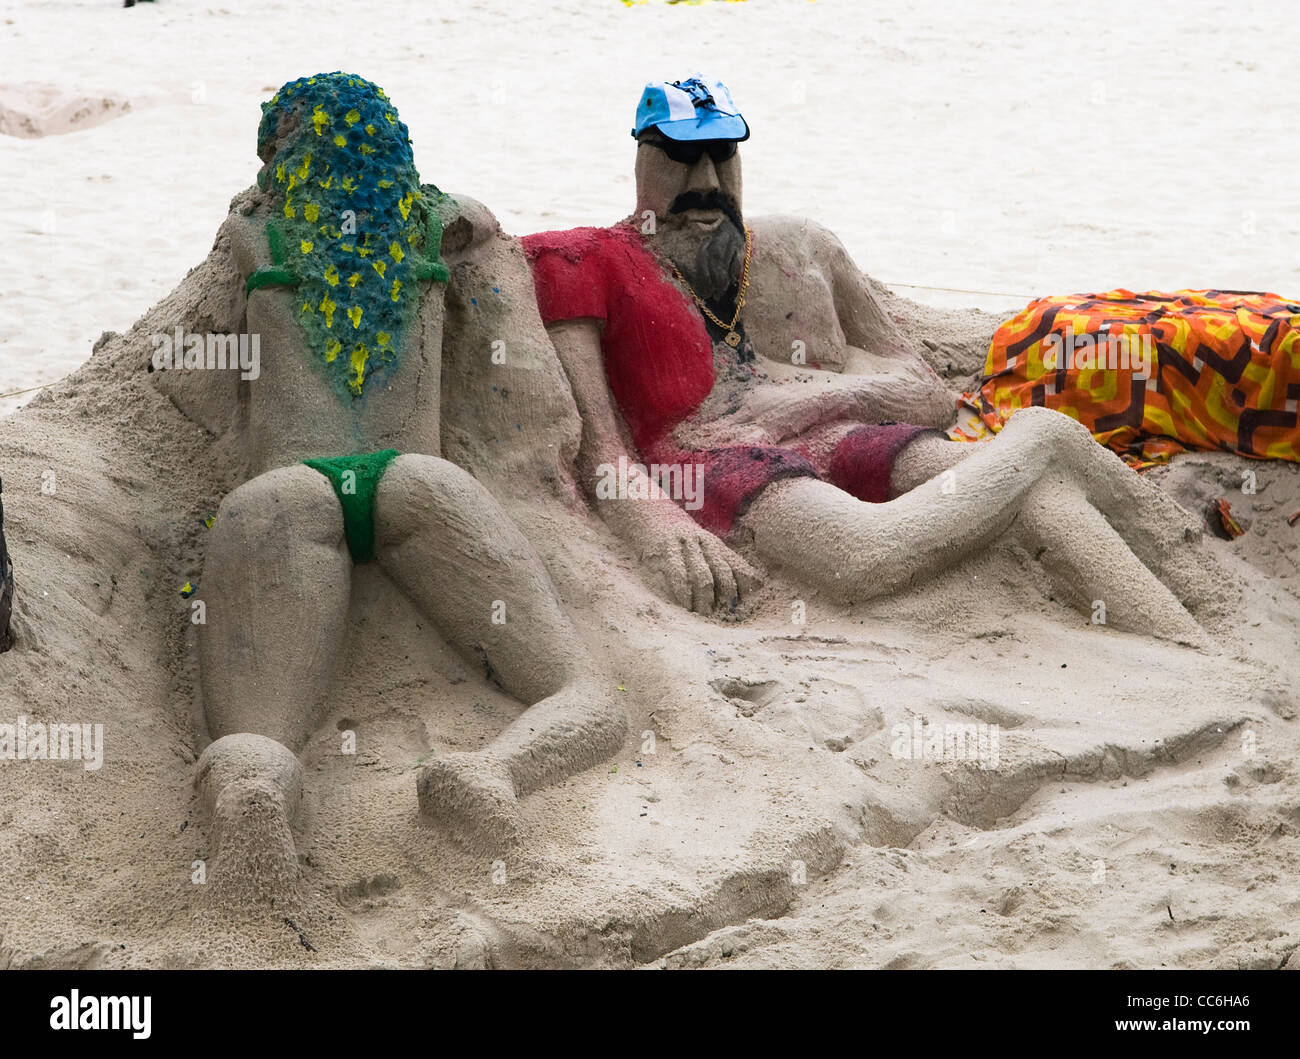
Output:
top-left (650, 422), bottom-right (937, 538)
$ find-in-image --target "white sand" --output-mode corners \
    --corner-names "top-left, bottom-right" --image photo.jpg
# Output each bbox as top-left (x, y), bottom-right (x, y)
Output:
top-left (1, 0), bottom-right (1298, 969)
top-left (4, 0), bottom-right (1299, 412)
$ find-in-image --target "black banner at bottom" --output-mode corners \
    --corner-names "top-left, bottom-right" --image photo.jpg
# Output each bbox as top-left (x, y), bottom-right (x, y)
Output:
top-left (0, 968), bottom-right (1286, 1046)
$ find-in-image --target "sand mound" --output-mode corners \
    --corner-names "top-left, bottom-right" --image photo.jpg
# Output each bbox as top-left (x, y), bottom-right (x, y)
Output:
top-left (0, 221), bottom-right (1296, 968)
top-left (0, 83), bottom-right (148, 139)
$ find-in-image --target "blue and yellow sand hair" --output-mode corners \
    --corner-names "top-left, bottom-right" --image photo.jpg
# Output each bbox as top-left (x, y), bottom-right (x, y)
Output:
top-left (252, 72), bottom-right (448, 399)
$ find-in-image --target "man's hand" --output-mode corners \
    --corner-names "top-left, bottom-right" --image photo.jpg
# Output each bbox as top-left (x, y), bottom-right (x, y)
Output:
top-left (547, 316), bottom-right (763, 613)
top-left (630, 508), bottom-right (761, 613)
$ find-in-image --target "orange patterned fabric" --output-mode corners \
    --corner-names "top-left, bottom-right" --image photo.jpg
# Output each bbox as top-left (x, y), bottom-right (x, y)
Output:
top-left (953, 289), bottom-right (1300, 468)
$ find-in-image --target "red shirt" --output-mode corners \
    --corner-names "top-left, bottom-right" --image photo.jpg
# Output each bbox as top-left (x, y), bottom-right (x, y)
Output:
top-left (522, 223), bottom-right (715, 454)
top-left (523, 223), bottom-right (928, 537)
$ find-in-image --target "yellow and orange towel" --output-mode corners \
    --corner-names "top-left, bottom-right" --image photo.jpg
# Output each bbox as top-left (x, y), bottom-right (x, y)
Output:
top-left (952, 289), bottom-right (1300, 468)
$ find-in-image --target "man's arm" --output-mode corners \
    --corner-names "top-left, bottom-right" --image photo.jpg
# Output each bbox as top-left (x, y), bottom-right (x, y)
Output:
top-left (822, 228), bottom-right (956, 427)
top-left (546, 318), bottom-right (759, 612)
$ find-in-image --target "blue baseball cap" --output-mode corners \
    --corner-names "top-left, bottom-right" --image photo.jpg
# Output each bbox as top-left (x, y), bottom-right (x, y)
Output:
top-left (631, 76), bottom-right (750, 142)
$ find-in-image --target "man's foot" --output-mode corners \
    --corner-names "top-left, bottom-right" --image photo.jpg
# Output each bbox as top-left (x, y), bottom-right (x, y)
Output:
top-left (416, 751), bottom-right (521, 851)
top-left (196, 734), bottom-right (304, 907)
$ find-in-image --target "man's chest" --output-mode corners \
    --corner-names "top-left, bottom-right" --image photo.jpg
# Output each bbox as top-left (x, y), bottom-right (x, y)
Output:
top-left (741, 250), bottom-right (850, 372)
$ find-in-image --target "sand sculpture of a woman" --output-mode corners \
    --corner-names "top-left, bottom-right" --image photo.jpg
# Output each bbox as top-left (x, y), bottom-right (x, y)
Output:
top-left (195, 73), bottom-right (624, 899)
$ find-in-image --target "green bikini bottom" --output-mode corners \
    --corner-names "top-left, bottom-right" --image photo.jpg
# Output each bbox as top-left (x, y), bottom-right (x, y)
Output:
top-left (302, 449), bottom-right (401, 563)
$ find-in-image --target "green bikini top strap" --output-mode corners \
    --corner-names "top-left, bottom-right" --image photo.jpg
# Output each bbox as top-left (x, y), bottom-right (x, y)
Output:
top-left (244, 213), bottom-right (447, 295)
top-left (244, 221), bottom-right (300, 294)
top-left (412, 208), bottom-right (449, 284)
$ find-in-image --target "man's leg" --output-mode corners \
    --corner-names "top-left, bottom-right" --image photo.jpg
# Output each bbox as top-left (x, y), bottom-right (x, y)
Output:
top-left (196, 465), bottom-right (351, 902)
top-left (743, 407), bottom-right (1212, 642)
top-left (897, 412), bottom-right (1218, 617)
top-left (373, 454), bottom-right (626, 849)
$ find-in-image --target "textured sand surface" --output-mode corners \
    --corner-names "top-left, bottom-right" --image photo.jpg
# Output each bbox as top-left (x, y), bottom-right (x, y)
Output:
top-left (0, 248), bottom-right (1296, 967)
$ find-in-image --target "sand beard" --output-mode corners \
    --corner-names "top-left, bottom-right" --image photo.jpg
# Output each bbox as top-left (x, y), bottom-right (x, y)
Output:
top-left (658, 193), bottom-right (746, 302)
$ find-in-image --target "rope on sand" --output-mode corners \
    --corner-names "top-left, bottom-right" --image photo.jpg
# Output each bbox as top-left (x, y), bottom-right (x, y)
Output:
top-left (0, 383), bottom-right (51, 401)
top-left (883, 281), bottom-right (1032, 300)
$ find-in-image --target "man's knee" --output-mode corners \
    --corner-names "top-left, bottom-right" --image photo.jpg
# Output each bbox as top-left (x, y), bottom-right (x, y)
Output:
top-left (1005, 406), bottom-right (1096, 458)
top-left (216, 465), bottom-right (343, 549)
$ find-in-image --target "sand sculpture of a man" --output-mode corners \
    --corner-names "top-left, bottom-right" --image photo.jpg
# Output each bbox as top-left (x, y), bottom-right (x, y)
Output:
top-left (195, 73), bottom-right (624, 894)
top-left (524, 76), bottom-right (1216, 640)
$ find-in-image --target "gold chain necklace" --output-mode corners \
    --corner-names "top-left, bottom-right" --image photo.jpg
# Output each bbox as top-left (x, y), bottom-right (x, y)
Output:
top-left (667, 226), bottom-right (752, 348)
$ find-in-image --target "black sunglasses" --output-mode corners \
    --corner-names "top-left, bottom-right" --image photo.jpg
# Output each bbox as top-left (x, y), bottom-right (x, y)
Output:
top-left (643, 137), bottom-right (738, 166)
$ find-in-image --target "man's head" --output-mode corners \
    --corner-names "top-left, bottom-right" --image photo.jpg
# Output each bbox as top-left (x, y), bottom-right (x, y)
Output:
top-left (632, 77), bottom-right (747, 301)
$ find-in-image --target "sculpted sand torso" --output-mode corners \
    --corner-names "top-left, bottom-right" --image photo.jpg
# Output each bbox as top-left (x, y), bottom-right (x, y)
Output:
top-left (225, 211), bottom-right (444, 473)
top-left (735, 217), bottom-right (853, 370)
top-left (640, 215), bottom-right (957, 463)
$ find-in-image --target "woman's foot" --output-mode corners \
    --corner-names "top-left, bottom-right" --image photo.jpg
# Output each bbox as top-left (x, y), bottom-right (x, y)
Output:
top-left (416, 751), bottom-right (521, 852)
top-left (196, 734), bottom-right (304, 907)
top-left (207, 779), bottom-right (302, 906)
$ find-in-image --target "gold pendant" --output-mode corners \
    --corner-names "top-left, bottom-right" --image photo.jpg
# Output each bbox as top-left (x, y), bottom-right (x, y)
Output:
top-left (724, 330), bottom-right (742, 348)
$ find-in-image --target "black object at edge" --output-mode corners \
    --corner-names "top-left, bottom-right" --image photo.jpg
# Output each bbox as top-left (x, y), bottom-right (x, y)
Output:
top-left (0, 473), bottom-right (13, 652)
